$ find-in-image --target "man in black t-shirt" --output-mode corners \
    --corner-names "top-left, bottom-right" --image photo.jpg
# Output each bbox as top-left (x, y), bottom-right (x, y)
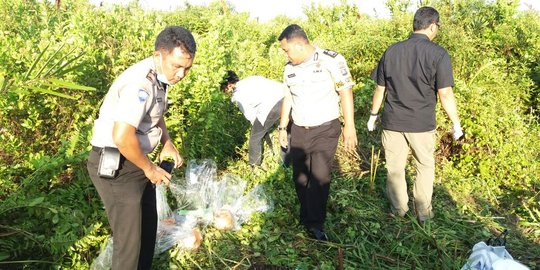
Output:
top-left (368, 6), bottom-right (463, 222)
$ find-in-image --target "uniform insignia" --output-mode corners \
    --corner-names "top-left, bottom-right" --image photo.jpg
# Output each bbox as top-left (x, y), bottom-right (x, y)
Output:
top-left (138, 89), bottom-right (149, 103)
top-left (157, 97), bottom-right (163, 103)
top-left (323, 49), bottom-right (338, 58)
top-left (340, 68), bottom-right (348, 76)
top-left (336, 81), bottom-right (344, 88)
top-left (288, 73), bottom-right (296, 78)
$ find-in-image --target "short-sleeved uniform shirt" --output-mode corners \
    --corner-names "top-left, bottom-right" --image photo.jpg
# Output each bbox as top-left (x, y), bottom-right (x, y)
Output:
top-left (372, 33), bottom-right (454, 132)
top-left (90, 57), bottom-right (168, 154)
top-left (283, 47), bottom-right (354, 127)
top-left (231, 76), bottom-right (285, 125)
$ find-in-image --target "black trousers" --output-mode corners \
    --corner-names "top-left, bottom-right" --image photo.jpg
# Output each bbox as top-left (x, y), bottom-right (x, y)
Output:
top-left (289, 119), bottom-right (340, 230)
top-left (87, 148), bottom-right (157, 270)
top-left (248, 99), bottom-right (283, 165)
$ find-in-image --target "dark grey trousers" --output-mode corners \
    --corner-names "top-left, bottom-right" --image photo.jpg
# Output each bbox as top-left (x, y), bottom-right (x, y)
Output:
top-left (87, 148), bottom-right (157, 270)
top-left (248, 99), bottom-right (284, 165)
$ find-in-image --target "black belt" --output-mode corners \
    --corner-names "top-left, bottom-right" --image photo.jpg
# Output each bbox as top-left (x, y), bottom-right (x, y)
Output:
top-left (92, 146), bottom-right (125, 160)
top-left (296, 119), bottom-right (336, 130)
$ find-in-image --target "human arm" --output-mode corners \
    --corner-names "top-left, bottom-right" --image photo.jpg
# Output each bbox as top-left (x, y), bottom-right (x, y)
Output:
top-left (367, 85), bottom-right (386, 131)
top-left (278, 89), bottom-right (292, 148)
top-left (157, 116), bottom-right (183, 167)
top-left (438, 86), bottom-right (463, 140)
top-left (339, 87), bottom-right (357, 151)
top-left (112, 121), bottom-right (171, 185)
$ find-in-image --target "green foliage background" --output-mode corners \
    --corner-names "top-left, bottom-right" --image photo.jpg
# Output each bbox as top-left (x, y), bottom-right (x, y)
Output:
top-left (0, 0), bottom-right (539, 269)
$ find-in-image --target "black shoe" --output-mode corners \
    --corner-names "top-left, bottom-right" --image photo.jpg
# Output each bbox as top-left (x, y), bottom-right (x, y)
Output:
top-left (307, 227), bottom-right (329, 241)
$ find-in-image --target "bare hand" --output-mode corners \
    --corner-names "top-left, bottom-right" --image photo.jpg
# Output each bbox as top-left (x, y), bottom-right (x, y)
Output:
top-left (342, 125), bottom-right (358, 152)
top-left (160, 140), bottom-right (183, 168)
top-left (144, 164), bottom-right (171, 186)
top-left (279, 130), bottom-right (288, 148)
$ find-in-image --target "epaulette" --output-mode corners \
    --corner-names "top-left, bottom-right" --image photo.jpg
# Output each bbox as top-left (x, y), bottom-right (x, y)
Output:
top-left (146, 69), bottom-right (157, 83)
top-left (146, 69), bottom-right (165, 91)
top-left (323, 49), bottom-right (338, 58)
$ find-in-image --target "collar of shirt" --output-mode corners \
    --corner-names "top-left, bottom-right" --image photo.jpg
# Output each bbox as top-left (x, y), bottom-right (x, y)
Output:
top-left (295, 47), bottom-right (321, 68)
top-left (409, 33), bottom-right (430, 40)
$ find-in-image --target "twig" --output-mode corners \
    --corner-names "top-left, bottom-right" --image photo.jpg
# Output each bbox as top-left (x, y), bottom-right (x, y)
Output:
top-left (370, 146), bottom-right (381, 192)
top-left (337, 248), bottom-right (343, 270)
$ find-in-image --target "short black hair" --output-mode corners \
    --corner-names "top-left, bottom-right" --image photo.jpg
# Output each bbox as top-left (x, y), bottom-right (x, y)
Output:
top-left (220, 70), bottom-right (239, 91)
top-left (278, 24), bottom-right (309, 42)
top-left (413, 6), bottom-right (440, 31)
top-left (155, 26), bottom-right (197, 57)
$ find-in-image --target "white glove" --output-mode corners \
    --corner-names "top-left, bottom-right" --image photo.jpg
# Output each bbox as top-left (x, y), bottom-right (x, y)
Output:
top-left (452, 123), bottom-right (463, 140)
top-left (367, 115), bottom-right (378, 131)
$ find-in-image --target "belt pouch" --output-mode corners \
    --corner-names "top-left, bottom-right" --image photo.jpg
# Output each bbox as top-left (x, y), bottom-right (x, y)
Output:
top-left (97, 147), bottom-right (121, 178)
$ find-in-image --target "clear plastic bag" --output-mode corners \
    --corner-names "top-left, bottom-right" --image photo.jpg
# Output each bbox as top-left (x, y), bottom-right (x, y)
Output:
top-left (155, 180), bottom-right (203, 255)
top-left (170, 159), bottom-right (218, 210)
top-left (92, 159), bottom-right (275, 266)
top-left (168, 160), bottom-right (273, 231)
top-left (156, 184), bottom-right (172, 221)
top-left (155, 213), bottom-right (200, 255)
top-left (233, 184), bottom-right (274, 227)
top-left (211, 174), bottom-right (247, 210)
top-left (90, 236), bottom-right (113, 270)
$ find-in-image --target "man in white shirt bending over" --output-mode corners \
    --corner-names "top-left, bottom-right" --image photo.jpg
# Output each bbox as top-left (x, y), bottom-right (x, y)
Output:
top-left (221, 71), bottom-right (289, 166)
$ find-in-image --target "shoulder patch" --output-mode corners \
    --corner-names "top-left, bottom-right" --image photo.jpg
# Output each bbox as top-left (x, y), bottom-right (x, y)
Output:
top-left (138, 89), bottom-right (149, 103)
top-left (323, 49), bottom-right (338, 58)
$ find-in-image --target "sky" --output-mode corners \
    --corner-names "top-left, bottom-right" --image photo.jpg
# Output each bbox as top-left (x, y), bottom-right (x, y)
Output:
top-left (89, 0), bottom-right (540, 22)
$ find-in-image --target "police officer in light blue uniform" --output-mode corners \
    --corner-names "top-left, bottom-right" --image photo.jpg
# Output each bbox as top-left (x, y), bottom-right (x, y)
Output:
top-left (87, 26), bottom-right (196, 270)
top-left (277, 24), bottom-right (358, 241)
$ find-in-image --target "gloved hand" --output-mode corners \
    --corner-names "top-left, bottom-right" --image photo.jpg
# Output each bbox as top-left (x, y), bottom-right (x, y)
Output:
top-left (452, 123), bottom-right (463, 140)
top-left (367, 115), bottom-right (378, 131)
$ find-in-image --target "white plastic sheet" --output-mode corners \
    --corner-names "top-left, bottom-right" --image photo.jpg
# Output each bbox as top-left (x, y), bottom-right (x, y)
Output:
top-left (461, 241), bottom-right (529, 270)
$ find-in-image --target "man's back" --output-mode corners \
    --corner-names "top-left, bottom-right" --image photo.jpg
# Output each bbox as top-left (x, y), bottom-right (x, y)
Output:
top-left (374, 33), bottom-right (454, 132)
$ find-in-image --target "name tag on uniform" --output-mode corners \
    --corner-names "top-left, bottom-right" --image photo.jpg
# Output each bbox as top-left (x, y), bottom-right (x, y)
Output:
top-left (287, 73), bottom-right (296, 78)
